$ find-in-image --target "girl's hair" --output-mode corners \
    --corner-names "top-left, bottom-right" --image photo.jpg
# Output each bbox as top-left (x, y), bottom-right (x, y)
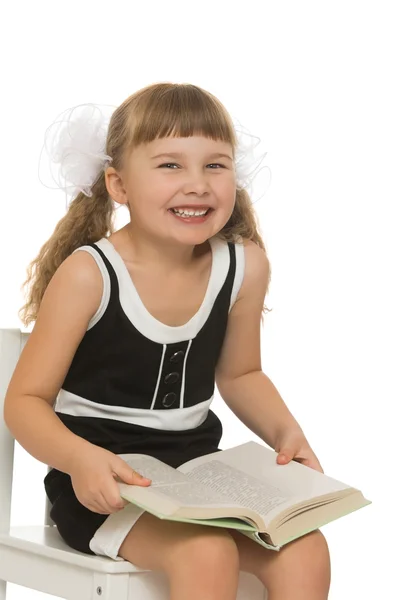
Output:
top-left (19, 82), bottom-right (272, 327)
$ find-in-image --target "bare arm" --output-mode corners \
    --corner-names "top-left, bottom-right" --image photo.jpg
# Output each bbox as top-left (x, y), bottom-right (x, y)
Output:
top-left (3, 250), bottom-right (104, 475)
top-left (215, 240), bottom-right (305, 449)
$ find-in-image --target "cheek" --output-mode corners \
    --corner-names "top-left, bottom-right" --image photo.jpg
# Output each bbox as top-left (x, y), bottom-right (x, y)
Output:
top-left (128, 176), bottom-right (172, 207)
top-left (145, 175), bottom-right (178, 198)
top-left (218, 177), bottom-right (237, 204)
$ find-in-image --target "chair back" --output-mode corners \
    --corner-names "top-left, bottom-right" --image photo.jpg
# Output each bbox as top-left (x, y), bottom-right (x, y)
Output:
top-left (0, 328), bottom-right (53, 534)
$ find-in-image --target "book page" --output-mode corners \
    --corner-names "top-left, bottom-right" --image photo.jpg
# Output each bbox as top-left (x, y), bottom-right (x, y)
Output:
top-left (118, 453), bottom-right (248, 508)
top-left (178, 442), bottom-right (354, 523)
top-left (118, 453), bottom-right (189, 485)
top-left (185, 460), bottom-right (291, 516)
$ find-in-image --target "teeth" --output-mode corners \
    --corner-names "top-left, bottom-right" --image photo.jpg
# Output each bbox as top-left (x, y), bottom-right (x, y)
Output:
top-left (172, 208), bottom-right (209, 217)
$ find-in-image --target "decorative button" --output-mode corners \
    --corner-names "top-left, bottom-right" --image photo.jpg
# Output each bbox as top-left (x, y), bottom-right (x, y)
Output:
top-left (170, 350), bottom-right (185, 363)
top-left (164, 372), bottom-right (180, 385)
top-left (162, 392), bottom-right (177, 408)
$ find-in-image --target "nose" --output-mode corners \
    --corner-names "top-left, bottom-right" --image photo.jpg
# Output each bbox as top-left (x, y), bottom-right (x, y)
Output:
top-left (182, 168), bottom-right (210, 195)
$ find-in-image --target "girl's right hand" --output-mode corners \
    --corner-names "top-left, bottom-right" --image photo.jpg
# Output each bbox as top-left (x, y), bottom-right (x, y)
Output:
top-left (68, 443), bottom-right (152, 514)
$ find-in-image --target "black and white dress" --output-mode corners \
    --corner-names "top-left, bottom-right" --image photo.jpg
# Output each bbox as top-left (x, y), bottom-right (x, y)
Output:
top-left (43, 234), bottom-right (245, 560)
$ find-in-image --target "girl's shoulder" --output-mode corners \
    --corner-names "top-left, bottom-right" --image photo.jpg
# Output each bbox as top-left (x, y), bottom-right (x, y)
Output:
top-left (57, 247), bottom-right (104, 301)
top-left (220, 232), bottom-right (266, 263)
top-left (233, 237), bottom-right (270, 304)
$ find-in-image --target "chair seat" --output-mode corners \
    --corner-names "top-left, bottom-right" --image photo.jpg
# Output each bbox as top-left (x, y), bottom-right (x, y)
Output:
top-left (0, 526), bottom-right (266, 600)
top-left (0, 525), bottom-right (148, 574)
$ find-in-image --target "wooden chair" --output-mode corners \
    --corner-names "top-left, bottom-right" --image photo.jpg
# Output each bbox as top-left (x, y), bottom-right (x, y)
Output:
top-left (0, 328), bottom-right (267, 600)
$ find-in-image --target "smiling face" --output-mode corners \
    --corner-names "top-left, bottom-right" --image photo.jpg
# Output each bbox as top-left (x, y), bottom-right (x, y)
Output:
top-left (106, 135), bottom-right (237, 246)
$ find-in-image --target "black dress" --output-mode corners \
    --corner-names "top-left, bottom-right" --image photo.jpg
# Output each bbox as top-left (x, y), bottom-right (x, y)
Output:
top-left (44, 234), bottom-right (245, 559)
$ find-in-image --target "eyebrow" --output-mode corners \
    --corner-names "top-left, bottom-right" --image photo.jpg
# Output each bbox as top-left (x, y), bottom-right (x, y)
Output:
top-left (150, 152), bottom-right (233, 161)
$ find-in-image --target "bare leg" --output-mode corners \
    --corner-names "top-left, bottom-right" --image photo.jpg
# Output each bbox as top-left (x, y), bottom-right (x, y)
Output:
top-left (229, 528), bottom-right (331, 600)
top-left (118, 512), bottom-right (240, 600)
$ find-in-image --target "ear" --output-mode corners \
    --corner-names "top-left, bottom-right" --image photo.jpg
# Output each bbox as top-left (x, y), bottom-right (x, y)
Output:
top-left (104, 166), bottom-right (128, 206)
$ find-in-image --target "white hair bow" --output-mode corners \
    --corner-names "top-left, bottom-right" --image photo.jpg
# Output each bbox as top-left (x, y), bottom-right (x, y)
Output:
top-left (38, 103), bottom-right (271, 206)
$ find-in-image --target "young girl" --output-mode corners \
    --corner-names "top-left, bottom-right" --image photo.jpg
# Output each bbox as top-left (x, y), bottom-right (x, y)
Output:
top-left (4, 83), bottom-right (330, 600)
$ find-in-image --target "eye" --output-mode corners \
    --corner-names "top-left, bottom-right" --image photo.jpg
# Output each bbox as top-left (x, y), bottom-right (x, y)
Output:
top-left (158, 162), bottom-right (227, 169)
top-left (159, 163), bottom-right (180, 169)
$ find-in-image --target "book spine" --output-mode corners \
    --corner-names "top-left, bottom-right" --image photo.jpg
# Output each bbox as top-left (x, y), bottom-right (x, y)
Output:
top-left (238, 530), bottom-right (281, 552)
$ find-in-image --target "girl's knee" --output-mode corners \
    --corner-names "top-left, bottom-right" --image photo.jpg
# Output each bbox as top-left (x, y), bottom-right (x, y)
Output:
top-left (287, 530), bottom-right (331, 591)
top-left (286, 529), bottom-right (330, 558)
top-left (303, 529), bottom-right (330, 561)
top-left (118, 513), bottom-right (239, 579)
top-left (166, 529), bottom-right (240, 599)
top-left (255, 529), bottom-right (331, 594)
top-left (165, 528), bottom-right (240, 575)
top-left (280, 529), bottom-right (331, 579)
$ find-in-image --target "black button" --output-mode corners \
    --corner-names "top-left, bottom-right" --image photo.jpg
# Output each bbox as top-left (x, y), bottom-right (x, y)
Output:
top-left (164, 372), bottom-right (180, 385)
top-left (170, 350), bottom-right (185, 363)
top-left (162, 393), bottom-right (177, 408)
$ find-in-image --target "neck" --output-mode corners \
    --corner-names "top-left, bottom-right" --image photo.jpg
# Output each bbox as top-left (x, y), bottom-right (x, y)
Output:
top-left (119, 224), bottom-right (210, 271)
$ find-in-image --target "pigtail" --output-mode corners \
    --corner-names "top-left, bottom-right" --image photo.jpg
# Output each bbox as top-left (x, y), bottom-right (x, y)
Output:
top-left (18, 176), bottom-right (114, 327)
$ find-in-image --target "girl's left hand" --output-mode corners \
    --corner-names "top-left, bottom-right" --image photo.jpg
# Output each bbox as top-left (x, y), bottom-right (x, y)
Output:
top-left (275, 431), bottom-right (324, 473)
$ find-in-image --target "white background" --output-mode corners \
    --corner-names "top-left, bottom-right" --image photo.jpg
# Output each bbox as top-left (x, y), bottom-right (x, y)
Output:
top-left (1, 1), bottom-right (399, 598)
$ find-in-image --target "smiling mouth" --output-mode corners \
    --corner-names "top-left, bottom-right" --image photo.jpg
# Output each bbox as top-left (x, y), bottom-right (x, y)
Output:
top-left (168, 207), bottom-right (213, 217)
top-left (167, 207), bottom-right (214, 223)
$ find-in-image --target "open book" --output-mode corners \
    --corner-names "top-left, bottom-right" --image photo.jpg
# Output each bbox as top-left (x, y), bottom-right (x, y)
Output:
top-left (117, 441), bottom-right (371, 551)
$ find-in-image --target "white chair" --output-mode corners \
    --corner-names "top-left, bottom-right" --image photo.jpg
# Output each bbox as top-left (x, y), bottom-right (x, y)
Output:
top-left (0, 328), bottom-right (267, 600)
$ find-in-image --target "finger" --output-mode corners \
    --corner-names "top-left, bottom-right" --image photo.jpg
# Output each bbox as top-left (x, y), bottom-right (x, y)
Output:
top-left (87, 492), bottom-right (115, 515)
top-left (112, 466), bottom-right (151, 486)
top-left (101, 488), bottom-right (127, 513)
top-left (130, 469), bottom-right (152, 485)
top-left (95, 491), bottom-right (115, 514)
top-left (277, 452), bottom-right (292, 463)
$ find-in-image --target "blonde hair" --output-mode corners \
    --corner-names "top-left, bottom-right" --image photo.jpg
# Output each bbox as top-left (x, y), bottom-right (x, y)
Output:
top-left (19, 82), bottom-right (272, 326)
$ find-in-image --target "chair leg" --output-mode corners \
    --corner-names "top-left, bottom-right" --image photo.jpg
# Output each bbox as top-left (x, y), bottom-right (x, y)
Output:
top-left (0, 579), bottom-right (7, 600)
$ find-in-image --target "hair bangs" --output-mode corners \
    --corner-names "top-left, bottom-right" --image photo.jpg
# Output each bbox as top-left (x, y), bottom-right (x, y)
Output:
top-left (127, 84), bottom-right (237, 152)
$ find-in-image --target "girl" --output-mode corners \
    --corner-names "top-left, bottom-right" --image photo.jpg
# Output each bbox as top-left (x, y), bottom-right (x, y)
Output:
top-left (4, 83), bottom-right (330, 600)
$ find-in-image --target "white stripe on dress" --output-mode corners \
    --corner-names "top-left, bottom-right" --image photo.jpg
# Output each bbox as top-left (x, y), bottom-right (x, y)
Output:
top-left (150, 344), bottom-right (167, 410)
top-left (72, 246), bottom-right (111, 329)
top-left (93, 235), bottom-right (229, 344)
top-left (55, 388), bottom-right (213, 431)
top-left (180, 339), bottom-right (192, 409)
top-left (229, 241), bottom-right (245, 311)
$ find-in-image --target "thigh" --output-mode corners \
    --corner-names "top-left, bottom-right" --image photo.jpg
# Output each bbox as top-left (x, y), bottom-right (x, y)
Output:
top-left (118, 511), bottom-right (238, 572)
top-left (229, 527), bottom-right (330, 586)
top-left (227, 528), bottom-right (280, 577)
